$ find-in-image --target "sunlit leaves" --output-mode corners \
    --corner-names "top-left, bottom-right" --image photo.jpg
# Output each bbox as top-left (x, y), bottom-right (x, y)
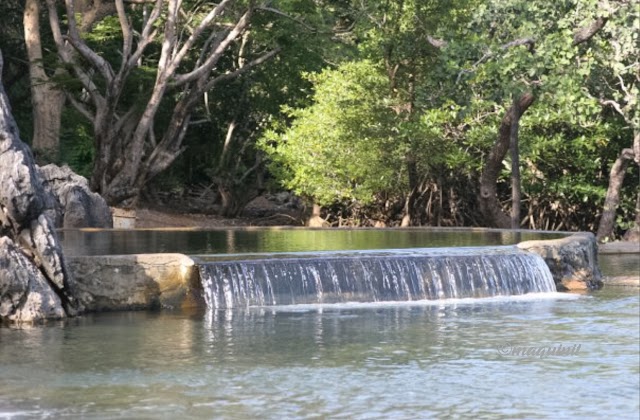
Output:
top-left (259, 60), bottom-right (401, 204)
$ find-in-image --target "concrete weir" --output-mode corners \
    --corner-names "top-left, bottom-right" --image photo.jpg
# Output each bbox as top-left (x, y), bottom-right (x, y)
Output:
top-left (66, 254), bottom-right (203, 313)
top-left (64, 233), bottom-right (605, 313)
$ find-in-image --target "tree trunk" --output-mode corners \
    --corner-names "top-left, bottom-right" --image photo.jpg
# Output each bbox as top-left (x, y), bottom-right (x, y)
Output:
top-left (401, 157), bottom-right (419, 227)
top-left (622, 190), bottom-right (640, 241)
top-left (307, 203), bottom-right (327, 227)
top-left (510, 98), bottom-right (521, 229)
top-left (24, 0), bottom-right (65, 161)
top-left (596, 147), bottom-right (634, 241)
top-left (217, 182), bottom-right (259, 218)
top-left (478, 92), bottom-right (535, 228)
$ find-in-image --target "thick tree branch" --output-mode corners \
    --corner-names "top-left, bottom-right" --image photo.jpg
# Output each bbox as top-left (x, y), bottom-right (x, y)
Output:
top-left (501, 37), bottom-right (536, 52)
top-left (573, 16), bottom-right (607, 46)
top-left (169, 0), bottom-right (236, 80)
top-left (206, 47), bottom-right (281, 90)
top-left (125, 0), bottom-right (163, 69)
top-left (600, 99), bottom-right (632, 125)
top-left (479, 92), bottom-right (535, 228)
top-left (65, 93), bottom-right (94, 121)
top-left (46, 0), bottom-right (104, 106)
top-left (174, 8), bottom-right (253, 86)
top-left (63, 0), bottom-right (115, 84)
top-left (257, 6), bottom-right (316, 32)
top-left (79, 0), bottom-right (117, 32)
top-left (116, 0), bottom-right (133, 66)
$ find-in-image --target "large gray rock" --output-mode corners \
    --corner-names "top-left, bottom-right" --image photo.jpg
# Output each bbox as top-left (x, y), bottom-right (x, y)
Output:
top-left (39, 164), bottom-right (112, 229)
top-left (0, 50), bottom-right (76, 323)
top-left (0, 237), bottom-right (66, 322)
top-left (518, 233), bottom-right (603, 291)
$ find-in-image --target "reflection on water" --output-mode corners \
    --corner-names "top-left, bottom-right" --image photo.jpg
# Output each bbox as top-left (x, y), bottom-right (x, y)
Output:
top-left (599, 253), bottom-right (640, 278)
top-left (59, 228), bottom-right (566, 256)
top-left (1, 290), bottom-right (638, 419)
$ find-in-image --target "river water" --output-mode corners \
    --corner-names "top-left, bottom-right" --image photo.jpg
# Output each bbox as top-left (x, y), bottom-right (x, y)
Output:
top-left (0, 230), bottom-right (638, 419)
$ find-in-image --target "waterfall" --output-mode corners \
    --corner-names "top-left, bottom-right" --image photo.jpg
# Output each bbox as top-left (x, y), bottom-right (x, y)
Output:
top-left (197, 247), bottom-right (556, 309)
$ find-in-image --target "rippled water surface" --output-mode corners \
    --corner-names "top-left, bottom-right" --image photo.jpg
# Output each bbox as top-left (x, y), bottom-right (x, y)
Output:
top-left (1, 288), bottom-right (638, 419)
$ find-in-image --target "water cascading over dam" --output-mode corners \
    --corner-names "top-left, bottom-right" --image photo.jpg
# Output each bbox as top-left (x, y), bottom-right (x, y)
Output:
top-left (197, 247), bottom-right (556, 309)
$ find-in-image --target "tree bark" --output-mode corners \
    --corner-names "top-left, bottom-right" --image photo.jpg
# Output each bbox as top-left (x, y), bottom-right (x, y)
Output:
top-left (307, 203), bottom-right (327, 227)
top-left (510, 98), bottom-right (521, 229)
top-left (596, 148), bottom-right (635, 241)
top-left (479, 92), bottom-right (535, 228)
top-left (622, 190), bottom-right (640, 241)
top-left (24, 0), bottom-right (65, 160)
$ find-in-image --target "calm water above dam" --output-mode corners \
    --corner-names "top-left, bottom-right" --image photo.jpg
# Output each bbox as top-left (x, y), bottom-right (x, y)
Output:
top-left (59, 228), bottom-right (565, 256)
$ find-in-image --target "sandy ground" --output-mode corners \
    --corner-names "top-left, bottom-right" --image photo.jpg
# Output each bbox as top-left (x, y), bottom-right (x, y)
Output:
top-left (134, 207), bottom-right (303, 228)
top-left (134, 208), bottom-right (252, 228)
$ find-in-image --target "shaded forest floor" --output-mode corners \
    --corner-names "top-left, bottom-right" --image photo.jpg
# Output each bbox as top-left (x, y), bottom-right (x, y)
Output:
top-left (135, 195), bottom-right (305, 228)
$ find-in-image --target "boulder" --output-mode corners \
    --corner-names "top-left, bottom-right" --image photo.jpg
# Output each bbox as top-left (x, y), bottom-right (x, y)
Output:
top-left (518, 233), bottom-right (603, 291)
top-left (0, 50), bottom-right (76, 323)
top-left (38, 164), bottom-right (112, 229)
top-left (0, 237), bottom-right (66, 322)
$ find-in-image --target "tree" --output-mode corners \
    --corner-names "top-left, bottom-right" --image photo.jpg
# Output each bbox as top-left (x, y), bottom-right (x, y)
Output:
top-left (260, 0), bottom-right (637, 233)
top-left (191, 0), bottom-right (346, 216)
top-left (259, 60), bottom-right (401, 206)
top-left (590, 4), bottom-right (639, 241)
top-left (46, 0), bottom-right (279, 206)
top-left (23, 0), bottom-right (65, 160)
top-left (443, 0), bottom-right (629, 229)
top-left (260, 0), bottom-right (465, 225)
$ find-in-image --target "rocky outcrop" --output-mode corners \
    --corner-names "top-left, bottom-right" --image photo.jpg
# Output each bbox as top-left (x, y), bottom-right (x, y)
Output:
top-left (39, 164), bottom-right (112, 229)
top-left (66, 254), bottom-right (203, 312)
top-left (0, 237), bottom-right (66, 322)
top-left (0, 50), bottom-right (76, 323)
top-left (518, 233), bottom-right (603, 291)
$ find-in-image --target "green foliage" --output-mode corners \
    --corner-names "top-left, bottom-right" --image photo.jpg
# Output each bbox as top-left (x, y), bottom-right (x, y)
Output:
top-left (259, 61), bottom-right (401, 204)
top-left (59, 108), bottom-right (94, 178)
top-left (258, 0), bottom-right (638, 231)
